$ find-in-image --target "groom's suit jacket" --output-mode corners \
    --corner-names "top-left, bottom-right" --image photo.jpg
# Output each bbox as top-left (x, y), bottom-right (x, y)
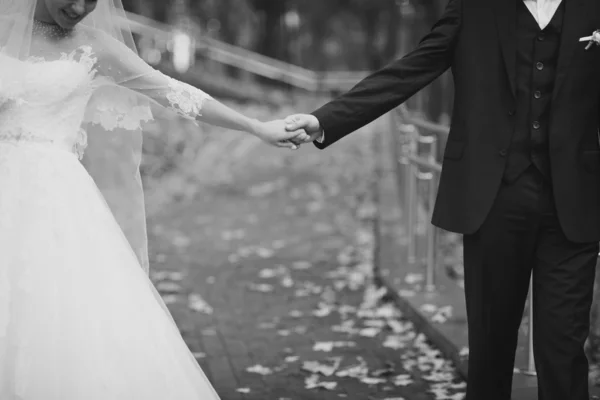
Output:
top-left (312, 0), bottom-right (600, 243)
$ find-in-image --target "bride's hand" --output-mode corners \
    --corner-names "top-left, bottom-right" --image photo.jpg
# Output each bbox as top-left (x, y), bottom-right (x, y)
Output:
top-left (251, 119), bottom-right (311, 150)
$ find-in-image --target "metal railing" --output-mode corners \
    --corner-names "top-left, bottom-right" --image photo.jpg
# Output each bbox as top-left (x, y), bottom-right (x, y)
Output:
top-left (118, 11), bottom-right (370, 93)
top-left (391, 105), bottom-right (537, 376)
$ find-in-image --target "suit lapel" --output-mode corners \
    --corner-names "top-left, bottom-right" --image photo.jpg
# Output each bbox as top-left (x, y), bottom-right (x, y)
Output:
top-left (552, 0), bottom-right (586, 101)
top-left (494, 0), bottom-right (517, 98)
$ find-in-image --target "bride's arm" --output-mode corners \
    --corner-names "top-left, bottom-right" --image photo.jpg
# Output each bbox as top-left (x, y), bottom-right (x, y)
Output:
top-left (90, 31), bottom-right (307, 147)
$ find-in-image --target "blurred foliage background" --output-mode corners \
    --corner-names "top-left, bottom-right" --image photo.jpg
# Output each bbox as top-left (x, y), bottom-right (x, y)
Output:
top-left (121, 0), bottom-right (453, 123)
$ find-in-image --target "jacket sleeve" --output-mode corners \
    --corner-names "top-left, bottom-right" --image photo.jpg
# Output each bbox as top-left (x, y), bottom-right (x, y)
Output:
top-left (313, 0), bottom-right (462, 149)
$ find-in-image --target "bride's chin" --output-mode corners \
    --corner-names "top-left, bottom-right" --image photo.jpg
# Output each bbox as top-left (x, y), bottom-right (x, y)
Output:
top-left (57, 11), bottom-right (82, 29)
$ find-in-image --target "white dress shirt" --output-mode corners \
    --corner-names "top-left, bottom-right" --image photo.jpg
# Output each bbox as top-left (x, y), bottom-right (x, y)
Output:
top-left (316, 0), bottom-right (563, 144)
top-left (523, 0), bottom-right (563, 30)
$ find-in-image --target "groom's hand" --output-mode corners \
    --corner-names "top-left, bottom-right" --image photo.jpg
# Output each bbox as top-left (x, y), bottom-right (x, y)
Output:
top-left (284, 114), bottom-right (323, 144)
top-left (252, 119), bottom-right (310, 150)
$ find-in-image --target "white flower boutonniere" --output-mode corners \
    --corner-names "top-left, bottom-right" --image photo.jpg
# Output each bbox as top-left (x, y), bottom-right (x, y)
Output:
top-left (579, 30), bottom-right (600, 50)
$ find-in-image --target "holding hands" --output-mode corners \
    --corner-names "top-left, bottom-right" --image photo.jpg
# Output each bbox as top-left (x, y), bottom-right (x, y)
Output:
top-left (252, 114), bottom-right (323, 150)
top-left (284, 114), bottom-right (322, 139)
top-left (251, 119), bottom-right (309, 150)
top-left (284, 114), bottom-right (323, 147)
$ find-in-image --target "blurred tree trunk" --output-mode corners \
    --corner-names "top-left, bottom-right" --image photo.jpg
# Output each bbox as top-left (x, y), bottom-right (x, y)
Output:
top-left (383, 0), bottom-right (401, 62)
top-left (121, 0), bottom-right (142, 13)
top-left (217, 0), bottom-right (241, 77)
top-left (309, 18), bottom-right (328, 71)
top-left (147, 0), bottom-right (172, 23)
top-left (217, 0), bottom-right (237, 44)
top-left (251, 0), bottom-right (287, 60)
top-left (362, 7), bottom-right (382, 70)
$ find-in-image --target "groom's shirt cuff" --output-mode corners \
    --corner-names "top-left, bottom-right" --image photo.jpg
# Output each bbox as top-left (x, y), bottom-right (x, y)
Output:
top-left (316, 130), bottom-right (325, 143)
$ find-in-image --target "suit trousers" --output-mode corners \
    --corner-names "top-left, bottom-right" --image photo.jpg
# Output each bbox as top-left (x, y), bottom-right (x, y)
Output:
top-left (462, 166), bottom-right (598, 400)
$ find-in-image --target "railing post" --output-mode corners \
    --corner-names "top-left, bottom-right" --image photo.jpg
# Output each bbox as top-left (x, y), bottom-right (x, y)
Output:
top-left (405, 126), bottom-right (418, 265)
top-left (523, 276), bottom-right (537, 376)
top-left (417, 135), bottom-right (438, 291)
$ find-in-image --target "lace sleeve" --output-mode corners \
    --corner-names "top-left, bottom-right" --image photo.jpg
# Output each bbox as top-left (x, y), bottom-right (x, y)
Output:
top-left (157, 76), bottom-right (212, 120)
top-left (89, 29), bottom-right (212, 129)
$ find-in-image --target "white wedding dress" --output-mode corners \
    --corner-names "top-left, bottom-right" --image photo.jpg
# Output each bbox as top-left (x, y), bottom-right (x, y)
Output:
top-left (0, 40), bottom-right (221, 399)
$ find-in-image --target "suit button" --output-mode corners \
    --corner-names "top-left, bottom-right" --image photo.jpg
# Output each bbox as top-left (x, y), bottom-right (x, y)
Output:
top-left (532, 121), bottom-right (540, 129)
top-left (534, 90), bottom-right (541, 99)
top-left (508, 110), bottom-right (515, 116)
top-left (537, 34), bottom-right (545, 41)
top-left (536, 62), bottom-right (544, 71)
top-left (499, 149), bottom-right (507, 157)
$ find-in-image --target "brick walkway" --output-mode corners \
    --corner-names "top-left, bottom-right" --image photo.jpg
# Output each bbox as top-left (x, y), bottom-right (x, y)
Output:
top-left (145, 123), bottom-right (466, 400)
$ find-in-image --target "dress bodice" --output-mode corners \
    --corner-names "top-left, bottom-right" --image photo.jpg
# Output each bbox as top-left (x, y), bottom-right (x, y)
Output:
top-left (0, 34), bottom-right (213, 160)
top-left (0, 47), bottom-right (95, 158)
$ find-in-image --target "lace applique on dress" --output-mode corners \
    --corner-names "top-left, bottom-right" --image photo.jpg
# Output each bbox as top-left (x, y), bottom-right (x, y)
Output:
top-left (61, 45), bottom-right (97, 73)
top-left (165, 77), bottom-right (209, 119)
top-left (72, 128), bottom-right (87, 160)
top-left (26, 45), bottom-right (97, 72)
top-left (89, 99), bottom-right (153, 131)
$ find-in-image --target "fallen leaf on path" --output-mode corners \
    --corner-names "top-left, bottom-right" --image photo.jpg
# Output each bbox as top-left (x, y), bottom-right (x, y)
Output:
top-left (161, 294), bottom-right (178, 305)
top-left (358, 327), bottom-right (381, 337)
top-left (431, 306), bottom-right (453, 324)
top-left (312, 304), bottom-right (334, 318)
top-left (398, 289), bottom-right (416, 297)
top-left (383, 335), bottom-right (406, 350)
top-left (363, 319), bottom-right (387, 328)
top-left (156, 281), bottom-right (183, 293)
top-left (247, 179), bottom-right (287, 197)
top-left (247, 283), bottom-right (274, 293)
top-left (188, 293), bottom-right (213, 314)
top-left (152, 270), bottom-right (185, 281)
top-left (258, 321), bottom-right (277, 329)
top-left (405, 273), bottom-right (424, 285)
top-left (281, 276), bottom-right (294, 288)
top-left (321, 286), bottom-right (337, 304)
top-left (421, 304), bottom-right (438, 313)
top-left (392, 374), bottom-right (414, 386)
top-left (360, 377), bottom-right (387, 385)
top-left (171, 235), bottom-right (191, 248)
top-left (271, 239), bottom-right (286, 249)
top-left (313, 341), bottom-right (356, 352)
top-left (256, 247), bottom-right (274, 258)
top-left (246, 365), bottom-right (273, 375)
top-left (201, 328), bottom-right (217, 336)
top-left (302, 358), bottom-right (342, 377)
top-left (304, 375), bottom-right (337, 390)
top-left (292, 261), bottom-right (312, 270)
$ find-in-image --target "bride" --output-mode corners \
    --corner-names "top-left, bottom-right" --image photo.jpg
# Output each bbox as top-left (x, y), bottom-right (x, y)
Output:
top-left (0, 0), bottom-right (311, 399)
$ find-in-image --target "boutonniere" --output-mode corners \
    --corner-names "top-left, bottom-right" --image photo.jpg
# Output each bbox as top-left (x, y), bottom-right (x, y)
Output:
top-left (579, 30), bottom-right (600, 50)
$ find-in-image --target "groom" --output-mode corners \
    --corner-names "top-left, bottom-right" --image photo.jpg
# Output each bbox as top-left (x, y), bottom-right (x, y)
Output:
top-left (285, 1), bottom-right (600, 399)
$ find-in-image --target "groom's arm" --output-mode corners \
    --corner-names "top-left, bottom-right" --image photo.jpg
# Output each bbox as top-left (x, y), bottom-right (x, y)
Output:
top-left (313, 0), bottom-right (462, 149)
